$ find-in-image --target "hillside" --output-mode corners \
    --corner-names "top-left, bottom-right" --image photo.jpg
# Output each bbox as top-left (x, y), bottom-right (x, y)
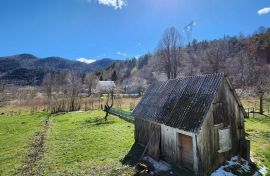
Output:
top-left (0, 27), bottom-right (269, 89)
top-left (0, 54), bottom-right (118, 85)
top-left (98, 27), bottom-right (270, 91)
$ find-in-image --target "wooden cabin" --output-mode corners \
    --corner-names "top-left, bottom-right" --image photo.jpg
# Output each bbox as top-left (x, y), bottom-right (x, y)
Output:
top-left (132, 73), bottom-right (250, 175)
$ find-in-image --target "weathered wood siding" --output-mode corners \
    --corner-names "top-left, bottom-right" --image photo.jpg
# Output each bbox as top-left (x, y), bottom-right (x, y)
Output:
top-left (135, 117), bottom-right (161, 159)
top-left (135, 119), bottom-right (197, 171)
top-left (198, 79), bottom-right (246, 175)
top-left (161, 125), bottom-right (178, 162)
top-left (161, 124), bottom-right (197, 172)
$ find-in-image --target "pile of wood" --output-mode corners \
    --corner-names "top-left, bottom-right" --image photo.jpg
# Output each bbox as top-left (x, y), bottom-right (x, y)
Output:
top-left (135, 163), bottom-right (149, 176)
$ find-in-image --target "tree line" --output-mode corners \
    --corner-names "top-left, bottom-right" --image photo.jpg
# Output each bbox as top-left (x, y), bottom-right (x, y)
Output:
top-left (99, 26), bottom-right (270, 94)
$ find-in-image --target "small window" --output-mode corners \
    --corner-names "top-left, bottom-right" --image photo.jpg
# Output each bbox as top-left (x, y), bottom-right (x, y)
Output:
top-left (218, 127), bottom-right (232, 153)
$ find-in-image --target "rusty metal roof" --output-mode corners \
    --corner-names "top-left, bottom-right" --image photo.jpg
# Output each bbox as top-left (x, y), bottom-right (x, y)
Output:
top-left (132, 73), bottom-right (225, 133)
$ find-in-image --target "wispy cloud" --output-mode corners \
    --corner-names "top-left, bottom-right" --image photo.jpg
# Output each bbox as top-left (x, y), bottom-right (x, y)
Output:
top-left (258, 7), bottom-right (270, 15)
top-left (77, 58), bottom-right (96, 64)
top-left (135, 54), bottom-right (141, 59)
top-left (92, 0), bottom-right (127, 9)
top-left (116, 51), bottom-right (127, 56)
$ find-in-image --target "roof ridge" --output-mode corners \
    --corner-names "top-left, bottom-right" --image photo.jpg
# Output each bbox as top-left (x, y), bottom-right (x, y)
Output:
top-left (160, 73), bottom-right (225, 82)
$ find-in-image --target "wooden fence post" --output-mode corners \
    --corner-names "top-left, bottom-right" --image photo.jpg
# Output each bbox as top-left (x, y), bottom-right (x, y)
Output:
top-left (259, 93), bottom-right (264, 115)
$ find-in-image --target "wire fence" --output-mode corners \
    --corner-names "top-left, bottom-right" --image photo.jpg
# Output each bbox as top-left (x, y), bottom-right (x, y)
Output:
top-left (109, 108), bottom-right (134, 123)
top-left (245, 104), bottom-right (270, 118)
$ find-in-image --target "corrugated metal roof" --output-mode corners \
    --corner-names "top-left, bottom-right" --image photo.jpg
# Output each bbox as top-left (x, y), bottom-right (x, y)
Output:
top-left (132, 73), bottom-right (225, 133)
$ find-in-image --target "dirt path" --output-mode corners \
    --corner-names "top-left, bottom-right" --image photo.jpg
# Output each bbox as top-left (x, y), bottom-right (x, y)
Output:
top-left (19, 114), bottom-right (52, 176)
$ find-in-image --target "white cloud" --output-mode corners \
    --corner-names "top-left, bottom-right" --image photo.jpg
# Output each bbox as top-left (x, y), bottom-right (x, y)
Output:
top-left (258, 7), bottom-right (270, 15)
top-left (135, 55), bottom-right (141, 59)
top-left (77, 58), bottom-right (96, 64)
top-left (97, 0), bottom-right (127, 9)
top-left (116, 51), bottom-right (127, 56)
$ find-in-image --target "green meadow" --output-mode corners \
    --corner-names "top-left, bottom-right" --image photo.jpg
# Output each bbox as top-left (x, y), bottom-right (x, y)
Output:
top-left (0, 109), bottom-right (269, 175)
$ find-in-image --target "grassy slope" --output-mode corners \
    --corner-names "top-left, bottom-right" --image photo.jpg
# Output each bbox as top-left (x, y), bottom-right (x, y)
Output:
top-left (0, 113), bottom-right (46, 175)
top-left (38, 111), bottom-right (135, 176)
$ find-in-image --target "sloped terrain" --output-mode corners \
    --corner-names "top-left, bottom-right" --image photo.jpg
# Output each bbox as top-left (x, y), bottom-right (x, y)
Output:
top-left (0, 54), bottom-right (118, 85)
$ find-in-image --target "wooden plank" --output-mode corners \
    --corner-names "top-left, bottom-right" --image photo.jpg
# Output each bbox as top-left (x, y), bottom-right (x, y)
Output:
top-left (135, 118), bottom-right (161, 159)
top-left (179, 133), bottom-right (194, 171)
top-left (161, 125), bottom-right (177, 162)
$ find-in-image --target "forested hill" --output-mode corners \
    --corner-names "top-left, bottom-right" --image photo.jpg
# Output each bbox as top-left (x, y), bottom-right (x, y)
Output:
top-left (1, 27), bottom-right (269, 89)
top-left (98, 27), bottom-right (270, 91)
top-left (0, 54), bottom-right (118, 85)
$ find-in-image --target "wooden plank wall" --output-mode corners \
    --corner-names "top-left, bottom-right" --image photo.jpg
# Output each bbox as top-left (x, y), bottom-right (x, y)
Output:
top-left (135, 118), bottom-right (161, 159)
top-left (148, 124), bottom-right (161, 159)
top-left (198, 79), bottom-right (246, 175)
top-left (135, 118), bottom-right (150, 145)
top-left (161, 125), bottom-right (178, 163)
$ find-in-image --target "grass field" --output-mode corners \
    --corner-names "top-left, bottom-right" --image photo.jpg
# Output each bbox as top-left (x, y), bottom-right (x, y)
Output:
top-left (0, 112), bottom-right (47, 176)
top-left (245, 115), bottom-right (270, 171)
top-left (0, 103), bottom-right (269, 175)
top-left (37, 111), bottom-right (136, 175)
top-left (242, 98), bottom-right (270, 175)
top-left (0, 111), bottom-right (139, 176)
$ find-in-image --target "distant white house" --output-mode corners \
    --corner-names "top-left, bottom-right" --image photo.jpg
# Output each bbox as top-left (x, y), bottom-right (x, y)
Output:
top-left (152, 72), bottom-right (168, 82)
top-left (96, 81), bottom-right (116, 93)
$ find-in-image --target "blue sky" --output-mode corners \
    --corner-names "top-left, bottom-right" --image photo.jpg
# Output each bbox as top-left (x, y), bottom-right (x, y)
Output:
top-left (0, 0), bottom-right (269, 61)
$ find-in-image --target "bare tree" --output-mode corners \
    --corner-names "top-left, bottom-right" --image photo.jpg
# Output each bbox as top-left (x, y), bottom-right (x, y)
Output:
top-left (157, 27), bottom-right (182, 79)
top-left (65, 71), bottom-right (81, 111)
top-left (255, 65), bottom-right (270, 114)
top-left (205, 40), bottom-right (229, 73)
top-left (42, 73), bottom-right (54, 105)
top-left (84, 73), bottom-right (98, 96)
top-left (236, 50), bottom-right (256, 86)
top-left (104, 90), bottom-right (114, 121)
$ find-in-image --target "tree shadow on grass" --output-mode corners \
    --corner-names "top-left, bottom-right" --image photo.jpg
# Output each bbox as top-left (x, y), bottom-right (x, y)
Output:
top-left (83, 117), bottom-right (115, 126)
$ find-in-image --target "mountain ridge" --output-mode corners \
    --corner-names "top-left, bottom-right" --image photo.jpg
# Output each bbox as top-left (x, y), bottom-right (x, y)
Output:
top-left (0, 53), bottom-right (120, 85)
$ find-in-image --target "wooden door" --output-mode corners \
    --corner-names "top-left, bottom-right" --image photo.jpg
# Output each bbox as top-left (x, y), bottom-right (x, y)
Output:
top-left (178, 134), bottom-right (194, 170)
